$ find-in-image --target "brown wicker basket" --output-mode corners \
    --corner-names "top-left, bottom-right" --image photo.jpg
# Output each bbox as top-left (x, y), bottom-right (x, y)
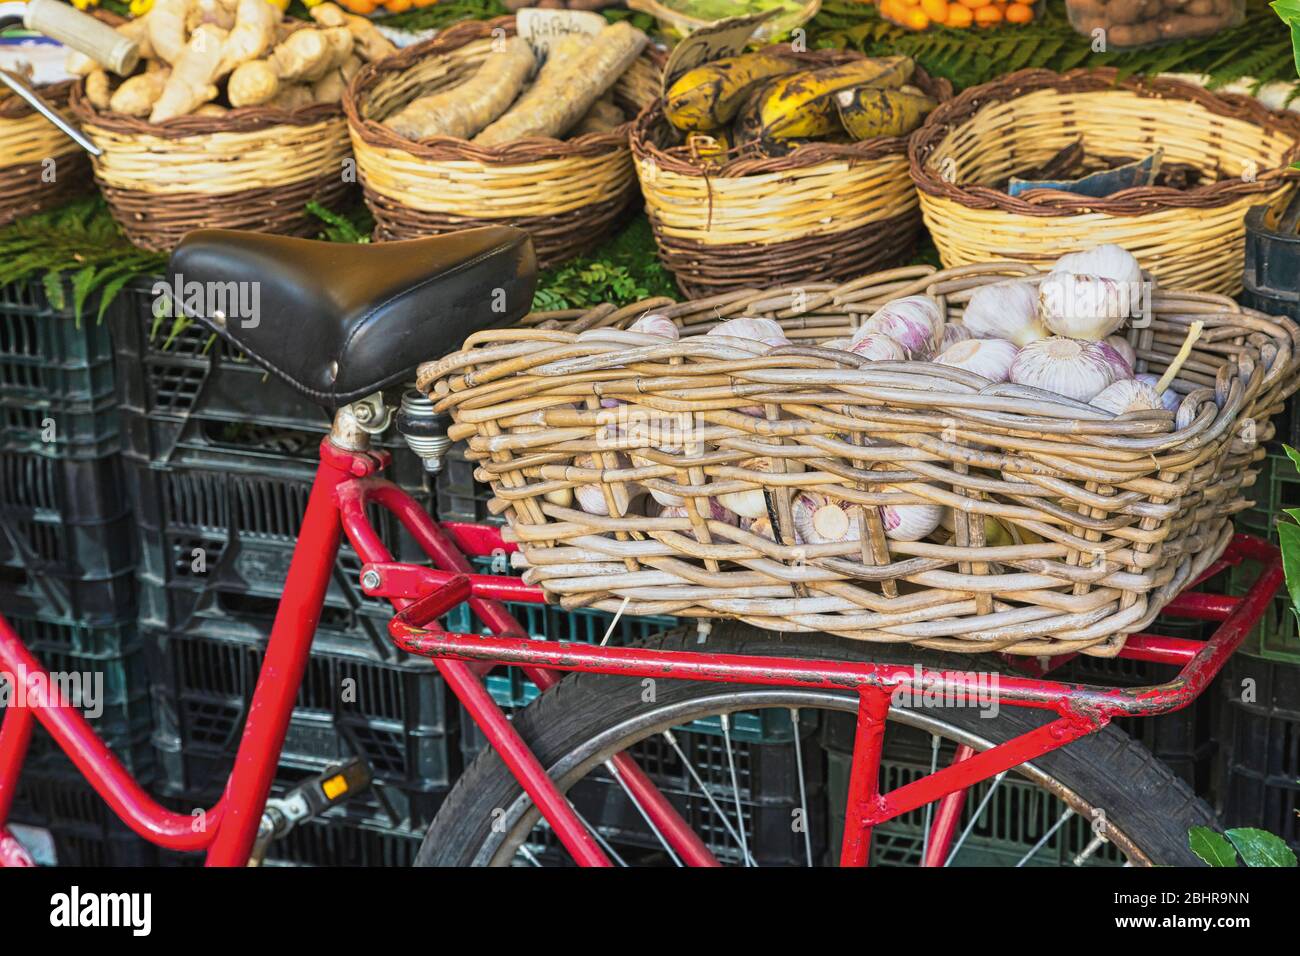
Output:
top-left (345, 17), bottom-right (661, 268)
top-left (631, 53), bottom-right (952, 298)
top-left (418, 263), bottom-right (1297, 657)
top-left (0, 81), bottom-right (92, 227)
top-left (69, 86), bottom-right (352, 252)
top-left (910, 68), bottom-right (1300, 295)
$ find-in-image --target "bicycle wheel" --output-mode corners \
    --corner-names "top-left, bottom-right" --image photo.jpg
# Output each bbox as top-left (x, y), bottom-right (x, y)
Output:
top-left (418, 624), bottom-right (1217, 867)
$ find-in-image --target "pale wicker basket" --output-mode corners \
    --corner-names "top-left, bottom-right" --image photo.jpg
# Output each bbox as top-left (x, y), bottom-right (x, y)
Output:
top-left (0, 82), bottom-right (91, 226)
top-left (419, 262), bottom-right (1297, 657)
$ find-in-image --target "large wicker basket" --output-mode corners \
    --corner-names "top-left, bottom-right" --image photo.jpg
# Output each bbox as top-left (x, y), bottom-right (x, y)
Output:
top-left (632, 53), bottom-right (952, 298)
top-left (344, 17), bottom-right (661, 268)
top-left (0, 81), bottom-right (92, 227)
top-left (69, 87), bottom-right (352, 252)
top-left (418, 263), bottom-right (1298, 658)
top-left (910, 69), bottom-right (1300, 296)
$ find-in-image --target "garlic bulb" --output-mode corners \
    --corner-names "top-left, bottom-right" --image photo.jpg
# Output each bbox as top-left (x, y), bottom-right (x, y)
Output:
top-left (940, 321), bottom-right (972, 350)
top-left (1106, 335), bottom-right (1136, 373)
top-left (821, 337), bottom-right (852, 350)
top-left (792, 492), bottom-right (861, 545)
top-left (1135, 373), bottom-right (1181, 412)
top-left (934, 338), bottom-right (1019, 383)
top-left (1038, 273), bottom-right (1136, 341)
top-left (572, 454), bottom-right (631, 516)
top-left (846, 332), bottom-right (907, 362)
top-left (629, 313), bottom-right (679, 339)
top-left (1090, 379), bottom-right (1164, 416)
top-left (854, 295), bottom-right (942, 358)
top-left (880, 501), bottom-right (944, 541)
top-left (1096, 339), bottom-right (1134, 381)
top-left (707, 316), bottom-right (789, 347)
top-left (1050, 244), bottom-right (1142, 285)
top-left (960, 281), bottom-right (1047, 346)
top-left (1009, 337), bottom-right (1117, 402)
top-left (717, 457), bottom-right (772, 519)
top-left (659, 500), bottom-right (739, 529)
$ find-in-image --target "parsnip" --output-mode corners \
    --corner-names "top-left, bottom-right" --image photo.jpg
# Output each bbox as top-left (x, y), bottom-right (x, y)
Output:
top-left (468, 33), bottom-right (582, 139)
top-left (385, 36), bottom-right (534, 142)
top-left (109, 69), bottom-right (170, 116)
top-left (570, 95), bottom-right (624, 136)
top-left (150, 24), bottom-right (228, 122)
top-left (218, 0), bottom-right (281, 75)
top-left (228, 58), bottom-right (279, 107)
top-left (473, 22), bottom-right (646, 146)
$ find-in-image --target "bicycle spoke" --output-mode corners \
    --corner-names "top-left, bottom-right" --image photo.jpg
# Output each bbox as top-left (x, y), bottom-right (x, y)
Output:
top-left (943, 771), bottom-right (1008, 867)
top-left (1073, 831), bottom-right (1108, 866)
top-left (919, 733), bottom-right (941, 866)
top-left (1014, 807), bottom-right (1075, 868)
top-left (516, 843), bottom-right (543, 867)
top-left (720, 713), bottom-right (753, 867)
top-left (604, 758), bottom-right (682, 867)
top-left (573, 804), bottom-right (631, 867)
top-left (790, 709), bottom-right (814, 868)
top-left (661, 728), bottom-right (757, 867)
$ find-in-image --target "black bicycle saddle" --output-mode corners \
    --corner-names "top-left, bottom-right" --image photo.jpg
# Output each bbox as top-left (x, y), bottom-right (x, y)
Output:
top-left (168, 226), bottom-right (537, 409)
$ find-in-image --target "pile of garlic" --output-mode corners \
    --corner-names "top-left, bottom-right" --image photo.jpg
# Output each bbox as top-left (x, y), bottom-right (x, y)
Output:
top-left (552, 246), bottom-right (1183, 559)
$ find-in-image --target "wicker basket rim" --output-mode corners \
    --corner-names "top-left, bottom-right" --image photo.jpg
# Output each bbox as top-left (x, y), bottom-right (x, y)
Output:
top-left (0, 79), bottom-right (74, 121)
top-left (345, 15), bottom-right (660, 165)
top-left (632, 56), bottom-right (954, 178)
top-left (68, 80), bottom-right (343, 138)
top-left (908, 67), bottom-right (1300, 215)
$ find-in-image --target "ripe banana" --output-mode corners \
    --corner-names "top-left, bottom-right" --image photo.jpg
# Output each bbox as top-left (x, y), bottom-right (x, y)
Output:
top-left (836, 85), bottom-right (937, 140)
top-left (757, 56), bottom-right (915, 141)
top-left (687, 131), bottom-right (731, 166)
top-left (664, 51), bottom-right (803, 132)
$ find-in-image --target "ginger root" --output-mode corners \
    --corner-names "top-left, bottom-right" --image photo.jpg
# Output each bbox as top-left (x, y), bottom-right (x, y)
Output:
top-left (270, 26), bottom-right (353, 83)
top-left (218, 0), bottom-right (281, 75)
top-left (150, 23), bottom-right (228, 122)
top-left (109, 69), bottom-right (171, 117)
top-left (228, 58), bottom-right (279, 107)
top-left (267, 83), bottom-right (313, 110)
top-left (149, 0), bottom-right (193, 64)
top-left (85, 70), bottom-right (112, 110)
top-left (311, 2), bottom-right (396, 62)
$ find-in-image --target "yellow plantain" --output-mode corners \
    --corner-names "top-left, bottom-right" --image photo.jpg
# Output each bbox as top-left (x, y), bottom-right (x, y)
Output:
top-left (757, 56), bottom-right (915, 141)
top-left (664, 50), bottom-right (803, 132)
top-left (836, 85), bottom-right (937, 140)
top-left (687, 131), bottom-right (731, 166)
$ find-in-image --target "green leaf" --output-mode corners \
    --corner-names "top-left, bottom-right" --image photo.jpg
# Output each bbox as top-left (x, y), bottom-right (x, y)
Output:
top-left (1189, 827), bottom-right (1239, 866)
top-left (1276, 521), bottom-right (1300, 613)
top-left (1224, 828), bottom-right (1298, 866)
top-left (1284, 444), bottom-right (1300, 474)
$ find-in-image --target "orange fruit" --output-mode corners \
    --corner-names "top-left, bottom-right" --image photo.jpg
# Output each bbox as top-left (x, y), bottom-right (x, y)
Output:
top-left (974, 3), bottom-right (1002, 24)
top-left (946, 2), bottom-right (973, 24)
top-left (904, 7), bottom-right (929, 27)
top-left (957, 0), bottom-right (992, 8)
top-left (1005, 1), bottom-right (1033, 21)
top-left (921, 0), bottom-right (948, 20)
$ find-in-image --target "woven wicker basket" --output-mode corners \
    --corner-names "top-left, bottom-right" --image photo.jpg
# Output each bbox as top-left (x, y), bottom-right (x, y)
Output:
top-left (69, 86), bottom-right (352, 252)
top-left (0, 81), bottom-right (92, 227)
top-left (632, 53), bottom-right (952, 298)
top-left (345, 17), bottom-right (661, 268)
top-left (418, 263), bottom-right (1298, 657)
top-left (910, 69), bottom-right (1300, 296)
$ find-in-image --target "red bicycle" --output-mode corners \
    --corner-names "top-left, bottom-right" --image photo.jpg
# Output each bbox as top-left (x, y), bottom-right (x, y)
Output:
top-left (0, 227), bottom-right (1282, 867)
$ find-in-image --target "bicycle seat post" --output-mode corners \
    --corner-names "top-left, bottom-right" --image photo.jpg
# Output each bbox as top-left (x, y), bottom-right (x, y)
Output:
top-left (330, 392), bottom-right (393, 452)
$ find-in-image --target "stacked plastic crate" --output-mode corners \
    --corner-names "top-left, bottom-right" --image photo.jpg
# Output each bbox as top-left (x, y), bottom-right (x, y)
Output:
top-left (0, 278), bottom-right (155, 864)
top-left (107, 278), bottom-right (458, 865)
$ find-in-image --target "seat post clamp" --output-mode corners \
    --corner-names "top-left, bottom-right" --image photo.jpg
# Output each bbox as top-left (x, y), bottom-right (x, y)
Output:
top-left (331, 392), bottom-right (393, 451)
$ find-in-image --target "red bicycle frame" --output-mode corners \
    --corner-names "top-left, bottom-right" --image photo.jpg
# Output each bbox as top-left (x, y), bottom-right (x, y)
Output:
top-left (0, 432), bottom-right (1283, 867)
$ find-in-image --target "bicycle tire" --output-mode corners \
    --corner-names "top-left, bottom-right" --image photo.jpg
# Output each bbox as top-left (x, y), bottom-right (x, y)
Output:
top-left (417, 624), bottom-right (1218, 866)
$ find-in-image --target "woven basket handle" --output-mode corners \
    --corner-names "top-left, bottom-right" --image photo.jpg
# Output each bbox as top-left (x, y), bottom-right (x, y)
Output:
top-left (24, 0), bottom-right (139, 76)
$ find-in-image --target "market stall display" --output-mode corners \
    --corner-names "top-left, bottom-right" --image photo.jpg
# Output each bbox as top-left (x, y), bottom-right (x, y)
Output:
top-left (345, 15), bottom-right (661, 265)
top-left (627, 0), bottom-right (822, 41)
top-left (878, 0), bottom-right (1039, 31)
top-left (67, 1), bottom-right (395, 251)
top-left (1065, 0), bottom-right (1243, 47)
top-left (909, 68), bottom-right (1300, 294)
top-left (0, 80), bottom-right (90, 227)
top-left (634, 45), bottom-right (949, 296)
top-left (419, 245), bottom-right (1296, 657)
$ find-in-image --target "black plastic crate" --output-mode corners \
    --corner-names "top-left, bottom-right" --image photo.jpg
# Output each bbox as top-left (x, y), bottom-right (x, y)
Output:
top-left (8, 770), bottom-right (157, 866)
top-left (435, 443), bottom-right (502, 525)
top-left (146, 624), bottom-right (457, 795)
top-left (1216, 655), bottom-right (1300, 851)
top-left (264, 815), bottom-right (423, 867)
top-left (0, 278), bottom-right (116, 404)
top-left (0, 563), bottom-right (135, 625)
top-left (0, 394), bottom-right (120, 460)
